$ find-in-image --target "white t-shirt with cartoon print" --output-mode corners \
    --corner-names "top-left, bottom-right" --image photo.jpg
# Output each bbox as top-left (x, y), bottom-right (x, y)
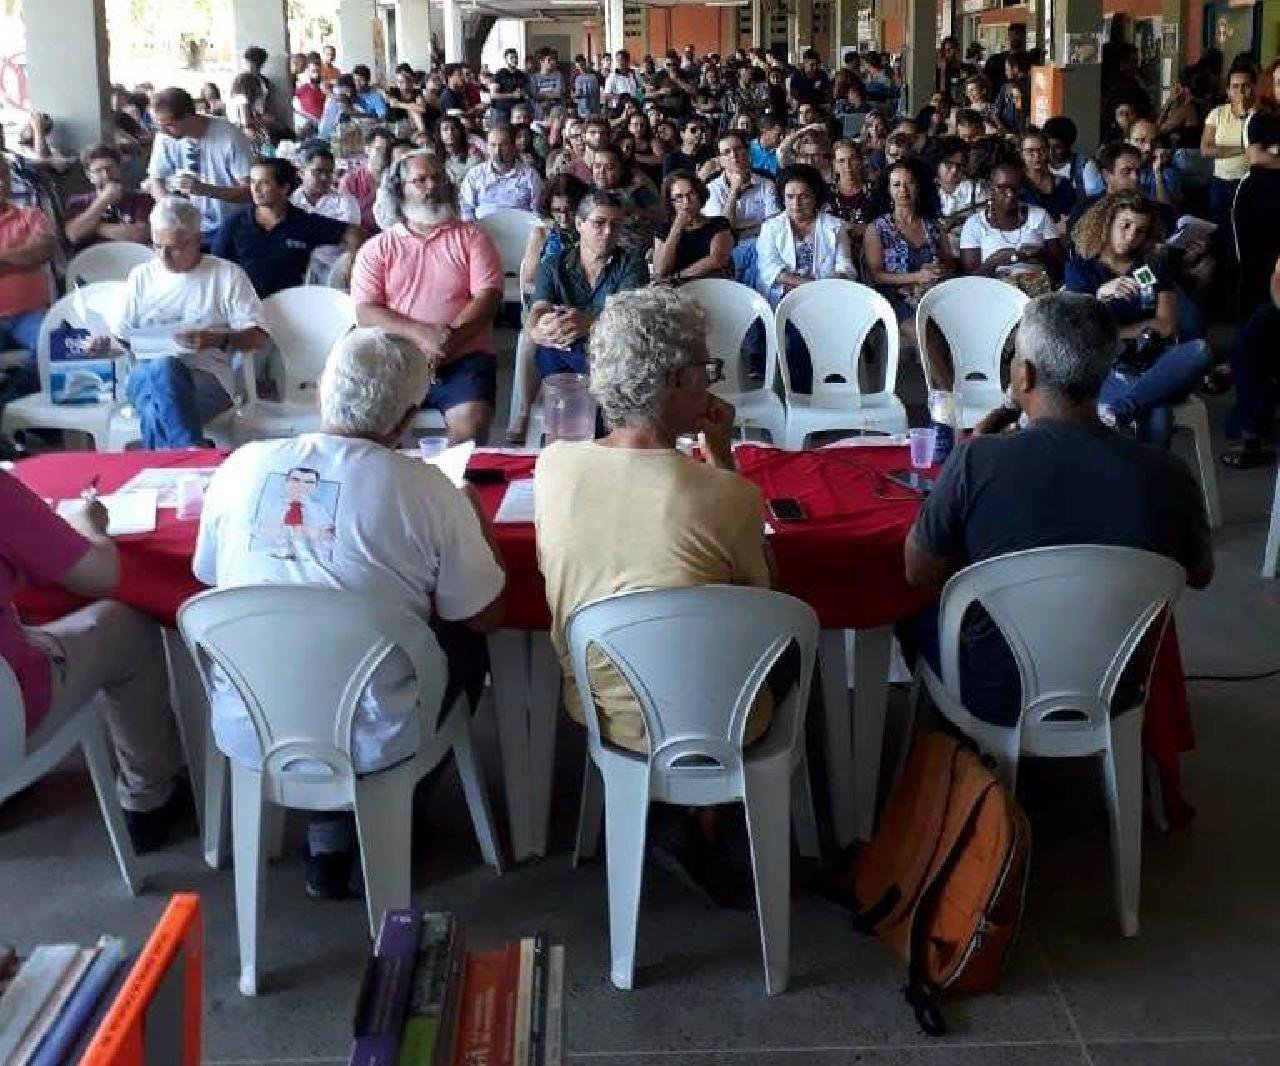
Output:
top-left (193, 433), bottom-right (506, 772)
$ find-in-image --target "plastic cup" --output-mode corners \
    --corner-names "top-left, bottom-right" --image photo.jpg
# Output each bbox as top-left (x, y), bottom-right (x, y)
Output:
top-left (908, 427), bottom-right (936, 470)
top-left (418, 436), bottom-right (448, 461)
top-left (175, 475), bottom-right (206, 520)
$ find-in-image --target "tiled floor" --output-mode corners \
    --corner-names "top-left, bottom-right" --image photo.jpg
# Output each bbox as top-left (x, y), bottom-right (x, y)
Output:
top-left (3, 376), bottom-right (1279, 1065)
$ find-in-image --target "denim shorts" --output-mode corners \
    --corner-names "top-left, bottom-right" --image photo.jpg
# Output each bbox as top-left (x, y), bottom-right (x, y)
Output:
top-left (424, 351), bottom-right (497, 412)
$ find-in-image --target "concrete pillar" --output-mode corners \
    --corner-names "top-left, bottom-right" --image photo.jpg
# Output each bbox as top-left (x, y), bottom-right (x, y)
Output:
top-left (604, 0), bottom-right (626, 59)
top-left (751, 0), bottom-right (766, 49)
top-left (791, 0), bottom-right (814, 62)
top-left (397, 0), bottom-right (434, 71)
top-left (230, 0), bottom-right (292, 133)
top-left (442, 0), bottom-right (465, 63)
top-left (338, 0), bottom-right (379, 71)
top-left (1056, 0), bottom-right (1103, 152)
top-left (26, 0), bottom-right (110, 152)
top-left (904, 0), bottom-right (936, 117)
top-left (1158, 0), bottom-right (1187, 101)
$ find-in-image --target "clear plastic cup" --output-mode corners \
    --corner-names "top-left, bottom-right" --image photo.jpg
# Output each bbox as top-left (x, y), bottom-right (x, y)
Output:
top-left (908, 427), bottom-right (937, 470)
top-left (418, 436), bottom-right (448, 461)
top-left (175, 475), bottom-right (206, 520)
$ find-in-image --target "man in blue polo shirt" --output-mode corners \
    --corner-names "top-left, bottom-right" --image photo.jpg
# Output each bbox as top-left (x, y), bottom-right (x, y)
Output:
top-left (212, 157), bottom-right (361, 299)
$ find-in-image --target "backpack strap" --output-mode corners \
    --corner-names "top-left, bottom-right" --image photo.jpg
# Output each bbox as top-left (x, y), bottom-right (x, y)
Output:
top-left (901, 777), bottom-right (999, 1038)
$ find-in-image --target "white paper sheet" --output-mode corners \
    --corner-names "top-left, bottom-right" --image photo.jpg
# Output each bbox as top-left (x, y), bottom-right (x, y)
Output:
top-left (425, 441), bottom-right (475, 488)
top-left (494, 479), bottom-right (536, 524)
top-left (57, 489), bottom-right (158, 536)
top-left (118, 467), bottom-right (219, 508)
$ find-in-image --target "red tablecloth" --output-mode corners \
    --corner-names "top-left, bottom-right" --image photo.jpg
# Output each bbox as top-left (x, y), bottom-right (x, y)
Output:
top-left (11, 444), bottom-right (1196, 825)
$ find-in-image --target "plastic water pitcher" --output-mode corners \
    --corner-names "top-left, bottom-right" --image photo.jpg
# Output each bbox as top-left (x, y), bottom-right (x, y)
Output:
top-left (542, 373), bottom-right (596, 443)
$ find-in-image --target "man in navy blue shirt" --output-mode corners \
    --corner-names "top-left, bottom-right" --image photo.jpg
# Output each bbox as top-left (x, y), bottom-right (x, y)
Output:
top-left (212, 157), bottom-right (359, 298)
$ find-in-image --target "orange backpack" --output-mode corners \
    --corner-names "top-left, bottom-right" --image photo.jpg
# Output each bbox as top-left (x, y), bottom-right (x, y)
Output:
top-left (850, 732), bottom-right (1031, 1035)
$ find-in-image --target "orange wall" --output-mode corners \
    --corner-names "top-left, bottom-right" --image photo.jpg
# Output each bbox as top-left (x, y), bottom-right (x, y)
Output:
top-left (646, 8), bottom-right (734, 58)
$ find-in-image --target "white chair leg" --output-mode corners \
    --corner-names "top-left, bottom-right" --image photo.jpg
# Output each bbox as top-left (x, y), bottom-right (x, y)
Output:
top-left (353, 769), bottom-right (416, 938)
top-left (816, 630), bottom-right (855, 848)
top-left (601, 762), bottom-right (650, 990)
top-left (204, 744), bottom-right (228, 870)
top-left (1263, 467), bottom-right (1280, 578)
top-left (453, 723), bottom-right (504, 872)
top-left (572, 752), bottom-right (603, 868)
top-left (1179, 400), bottom-right (1222, 528)
top-left (81, 718), bottom-right (141, 896)
top-left (1105, 710), bottom-right (1145, 938)
top-left (744, 770), bottom-right (794, 996)
top-left (790, 757), bottom-right (821, 860)
top-left (230, 762), bottom-right (267, 996)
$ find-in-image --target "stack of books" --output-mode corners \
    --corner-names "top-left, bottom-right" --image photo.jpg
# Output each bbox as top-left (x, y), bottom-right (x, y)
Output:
top-left (0, 937), bottom-right (132, 1065)
top-left (349, 909), bottom-right (565, 1066)
top-left (0, 893), bottom-right (204, 1066)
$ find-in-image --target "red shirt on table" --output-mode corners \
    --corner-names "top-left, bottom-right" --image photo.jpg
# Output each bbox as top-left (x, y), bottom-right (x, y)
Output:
top-left (0, 203), bottom-right (52, 316)
top-left (0, 471), bottom-right (91, 730)
top-left (350, 221), bottom-right (504, 357)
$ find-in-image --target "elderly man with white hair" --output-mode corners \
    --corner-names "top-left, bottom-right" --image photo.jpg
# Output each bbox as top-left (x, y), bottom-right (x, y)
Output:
top-left (194, 326), bottom-right (507, 899)
top-left (352, 151), bottom-right (504, 444)
top-left (111, 196), bottom-right (269, 448)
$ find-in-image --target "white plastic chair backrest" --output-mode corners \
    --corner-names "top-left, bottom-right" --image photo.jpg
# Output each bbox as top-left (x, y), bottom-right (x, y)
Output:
top-left (682, 277), bottom-right (780, 394)
top-left (260, 286), bottom-right (356, 403)
top-left (477, 208), bottom-right (539, 279)
top-left (0, 658), bottom-right (25, 781)
top-left (65, 242), bottom-right (153, 287)
top-left (35, 281), bottom-right (126, 396)
top-left (914, 277), bottom-right (1027, 396)
top-left (178, 585), bottom-right (446, 780)
top-left (937, 545), bottom-right (1186, 734)
top-left (564, 586), bottom-right (819, 776)
top-left (774, 279), bottom-right (899, 406)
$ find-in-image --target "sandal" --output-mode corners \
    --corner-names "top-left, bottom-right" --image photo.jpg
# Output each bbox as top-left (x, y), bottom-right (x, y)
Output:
top-left (1220, 441), bottom-right (1277, 469)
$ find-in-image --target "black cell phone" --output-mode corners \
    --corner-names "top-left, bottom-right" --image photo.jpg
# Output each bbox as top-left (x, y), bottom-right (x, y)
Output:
top-left (462, 467), bottom-right (507, 486)
top-left (885, 468), bottom-right (935, 496)
top-left (767, 497), bottom-right (807, 522)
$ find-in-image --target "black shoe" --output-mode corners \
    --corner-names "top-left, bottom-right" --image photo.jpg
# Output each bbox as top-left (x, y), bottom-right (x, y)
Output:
top-left (122, 778), bottom-right (196, 855)
top-left (305, 848), bottom-right (357, 901)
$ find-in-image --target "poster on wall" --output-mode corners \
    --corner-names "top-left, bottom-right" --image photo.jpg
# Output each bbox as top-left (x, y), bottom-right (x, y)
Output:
top-left (1210, 6), bottom-right (1255, 57)
top-left (1061, 32), bottom-right (1102, 65)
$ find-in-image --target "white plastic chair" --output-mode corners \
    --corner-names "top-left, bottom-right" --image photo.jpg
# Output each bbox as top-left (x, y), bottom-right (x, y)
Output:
top-left (477, 208), bottom-right (540, 305)
top-left (65, 242), bottom-right (153, 287)
top-left (910, 545), bottom-right (1187, 937)
top-left (1171, 397), bottom-right (1222, 529)
top-left (1264, 465), bottom-right (1280, 578)
top-left (506, 328), bottom-right (547, 446)
top-left (226, 286), bottom-right (356, 443)
top-left (1, 282), bottom-right (129, 448)
top-left (177, 585), bottom-right (504, 995)
top-left (774, 279), bottom-right (907, 448)
top-left (568, 586), bottom-right (821, 996)
top-left (0, 659), bottom-right (141, 894)
top-left (914, 277), bottom-right (1027, 429)
top-left (683, 278), bottom-right (787, 443)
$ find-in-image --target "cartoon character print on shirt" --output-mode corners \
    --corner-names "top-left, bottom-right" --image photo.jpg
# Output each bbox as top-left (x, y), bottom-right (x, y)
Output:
top-left (249, 466), bottom-right (339, 561)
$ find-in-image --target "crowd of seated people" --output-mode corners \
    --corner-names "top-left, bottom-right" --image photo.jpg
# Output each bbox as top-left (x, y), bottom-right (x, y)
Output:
top-left (1, 34), bottom-right (1278, 466)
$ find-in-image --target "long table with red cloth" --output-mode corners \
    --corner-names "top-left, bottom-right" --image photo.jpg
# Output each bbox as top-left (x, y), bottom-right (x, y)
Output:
top-left (11, 444), bottom-right (1196, 844)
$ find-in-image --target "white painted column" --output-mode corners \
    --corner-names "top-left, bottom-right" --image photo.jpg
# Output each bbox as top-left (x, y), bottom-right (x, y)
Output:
top-left (904, 0), bottom-right (937, 117)
top-left (338, 0), bottom-right (379, 70)
top-left (230, 0), bottom-right (293, 134)
top-left (751, 0), bottom-right (766, 49)
top-left (397, 0), bottom-right (434, 71)
top-left (604, 0), bottom-right (626, 59)
top-left (791, 0), bottom-right (814, 62)
top-left (442, 0), bottom-right (465, 64)
top-left (26, 0), bottom-right (111, 152)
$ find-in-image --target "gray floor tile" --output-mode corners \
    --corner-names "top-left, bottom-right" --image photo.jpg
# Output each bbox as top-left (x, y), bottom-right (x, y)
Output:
top-left (567, 1044), bottom-right (1087, 1064)
top-left (1087, 1038), bottom-right (1280, 1065)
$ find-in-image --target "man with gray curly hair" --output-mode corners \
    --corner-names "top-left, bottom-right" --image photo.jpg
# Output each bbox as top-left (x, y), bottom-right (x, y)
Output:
top-left (194, 326), bottom-right (506, 898)
top-left (535, 285), bottom-right (771, 749)
top-left (353, 151), bottom-right (504, 443)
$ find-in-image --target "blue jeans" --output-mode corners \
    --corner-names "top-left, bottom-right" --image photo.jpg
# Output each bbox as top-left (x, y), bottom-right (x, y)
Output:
top-left (1100, 339), bottom-right (1212, 447)
top-left (1226, 303), bottom-right (1280, 442)
top-left (0, 309), bottom-right (45, 398)
top-left (125, 358), bottom-right (232, 449)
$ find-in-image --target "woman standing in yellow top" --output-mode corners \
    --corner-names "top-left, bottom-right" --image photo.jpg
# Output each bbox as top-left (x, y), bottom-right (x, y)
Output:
top-left (1201, 64), bottom-right (1255, 238)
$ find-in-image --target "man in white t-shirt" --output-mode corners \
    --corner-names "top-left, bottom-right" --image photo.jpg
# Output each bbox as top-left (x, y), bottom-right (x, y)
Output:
top-left (144, 86), bottom-right (254, 242)
top-left (603, 50), bottom-right (642, 108)
top-left (193, 326), bottom-right (506, 898)
top-left (110, 197), bottom-right (269, 448)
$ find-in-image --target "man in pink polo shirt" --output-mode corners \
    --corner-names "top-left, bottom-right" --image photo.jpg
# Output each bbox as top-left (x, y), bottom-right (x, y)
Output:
top-left (0, 470), bottom-right (187, 852)
top-left (0, 154), bottom-right (54, 397)
top-left (351, 150), bottom-right (504, 443)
